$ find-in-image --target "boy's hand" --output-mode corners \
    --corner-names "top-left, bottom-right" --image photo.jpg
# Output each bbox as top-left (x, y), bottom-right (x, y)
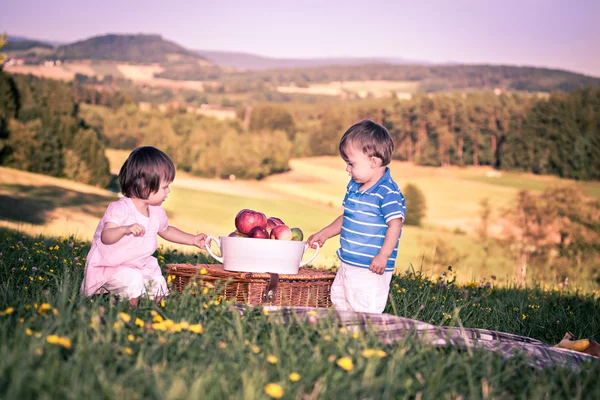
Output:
top-left (369, 253), bottom-right (387, 275)
top-left (307, 232), bottom-right (327, 249)
top-left (192, 233), bottom-right (207, 249)
top-left (125, 224), bottom-right (145, 237)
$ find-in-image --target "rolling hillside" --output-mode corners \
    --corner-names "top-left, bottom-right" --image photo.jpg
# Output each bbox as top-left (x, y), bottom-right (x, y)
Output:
top-left (5, 34), bottom-right (600, 92)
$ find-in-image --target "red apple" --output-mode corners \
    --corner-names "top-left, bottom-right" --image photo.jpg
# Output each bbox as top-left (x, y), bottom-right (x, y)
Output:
top-left (266, 217), bottom-right (285, 233)
top-left (228, 230), bottom-right (247, 238)
top-left (235, 209), bottom-right (267, 235)
top-left (248, 226), bottom-right (269, 239)
top-left (270, 224), bottom-right (293, 240)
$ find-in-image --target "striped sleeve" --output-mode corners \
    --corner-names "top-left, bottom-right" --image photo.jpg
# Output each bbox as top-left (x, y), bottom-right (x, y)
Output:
top-left (381, 189), bottom-right (406, 223)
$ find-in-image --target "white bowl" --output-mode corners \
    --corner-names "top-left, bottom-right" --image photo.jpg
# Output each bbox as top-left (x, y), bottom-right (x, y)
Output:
top-left (205, 235), bottom-right (320, 274)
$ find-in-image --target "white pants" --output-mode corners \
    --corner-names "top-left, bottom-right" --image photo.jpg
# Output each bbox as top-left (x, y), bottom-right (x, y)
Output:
top-left (330, 262), bottom-right (393, 313)
top-left (102, 268), bottom-right (169, 300)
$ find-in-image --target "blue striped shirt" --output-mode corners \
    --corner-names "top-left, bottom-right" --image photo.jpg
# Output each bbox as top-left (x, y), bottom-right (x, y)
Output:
top-left (336, 167), bottom-right (406, 272)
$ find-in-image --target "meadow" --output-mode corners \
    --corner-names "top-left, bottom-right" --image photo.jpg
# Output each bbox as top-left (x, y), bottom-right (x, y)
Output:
top-left (1, 227), bottom-right (599, 399)
top-left (3, 149), bottom-right (599, 284)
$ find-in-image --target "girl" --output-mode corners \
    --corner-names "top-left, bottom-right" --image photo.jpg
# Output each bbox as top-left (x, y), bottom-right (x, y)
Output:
top-left (81, 146), bottom-right (206, 306)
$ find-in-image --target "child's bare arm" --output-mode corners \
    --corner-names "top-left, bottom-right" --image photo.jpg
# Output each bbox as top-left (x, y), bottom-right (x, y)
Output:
top-left (369, 218), bottom-right (404, 274)
top-left (159, 226), bottom-right (207, 249)
top-left (307, 215), bottom-right (344, 248)
top-left (101, 222), bottom-right (145, 245)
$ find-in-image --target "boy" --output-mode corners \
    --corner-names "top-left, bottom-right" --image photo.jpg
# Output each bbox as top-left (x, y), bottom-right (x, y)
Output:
top-left (307, 120), bottom-right (406, 313)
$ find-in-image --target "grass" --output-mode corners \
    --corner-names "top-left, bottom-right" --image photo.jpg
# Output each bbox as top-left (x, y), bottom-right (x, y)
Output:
top-left (1, 227), bottom-right (599, 399)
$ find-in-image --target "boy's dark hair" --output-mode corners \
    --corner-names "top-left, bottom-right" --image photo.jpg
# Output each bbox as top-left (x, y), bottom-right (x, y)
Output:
top-left (339, 119), bottom-right (394, 165)
top-left (119, 146), bottom-right (176, 199)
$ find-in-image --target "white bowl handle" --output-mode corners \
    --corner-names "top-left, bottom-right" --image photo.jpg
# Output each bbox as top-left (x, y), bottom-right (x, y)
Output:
top-left (300, 242), bottom-right (320, 267)
top-left (205, 235), bottom-right (223, 263)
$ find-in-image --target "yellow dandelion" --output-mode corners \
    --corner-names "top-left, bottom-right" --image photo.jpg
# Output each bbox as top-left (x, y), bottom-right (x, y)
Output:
top-left (289, 372), bottom-right (301, 382)
top-left (200, 268), bottom-right (208, 275)
top-left (376, 350), bottom-right (387, 358)
top-left (121, 347), bottom-right (134, 355)
top-left (188, 324), bottom-right (203, 334)
top-left (203, 287), bottom-right (209, 294)
top-left (118, 312), bottom-right (131, 323)
top-left (46, 335), bottom-right (72, 349)
top-left (337, 357), bottom-right (354, 371)
top-left (251, 345), bottom-right (261, 354)
top-left (3, 307), bottom-right (14, 315)
top-left (352, 332), bottom-right (360, 339)
top-left (153, 315), bottom-right (164, 323)
top-left (135, 318), bottom-right (144, 327)
top-left (160, 300), bottom-right (166, 308)
top-left (263, 309), bottom-right (269, 316)
top-left (522, 314), bottom-right (527, 320)
top-left (267, 354), bottom-right (278, 364)
top-left (362, 349), bottom-right (376, 358)
top-left (128, 334), bottom-right (135, 342)
top-left (309, 310), bottom-right (318, 317)
top-left (151, 322), bottom-right (167, 331)
top-left (26, 328), bottom-right (33, 336)
top-left (264, 383), bottom-right (284, 399)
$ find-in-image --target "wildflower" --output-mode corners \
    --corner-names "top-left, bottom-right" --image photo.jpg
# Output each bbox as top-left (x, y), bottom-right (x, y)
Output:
top-left (289, 372), bottom-right (301, 382)
top-left (37, 303), bottom-right (52, 314)
top-left (376, 350), bottom-right (387, 358)
top-left (2, 307), bottom-right (14, 316)
top-left (128, 334), bottom-right (135, 342)
top-left (263, 309), bottom-right (269, 316)
top-left (200, 268), bottom-right (208, 275)
top-left (188, 324), bottom-right (203, 334)
top-left (336, 357), bottom-right (354, 371)
top-left (46, 335), bottom-right (72, 349)
top-left (264, 383), bottom-right (284, 399)
top-left (218, 341), bottom-right (227, 349)
top-left (251, 345), bottom-right (261, 354)
top-left (26, 328), bottom-right (33, 336)
top-left (522, 314), bottom-right (527, 320)
top-left (118, 312), bottom-right (131, 323)
top-left (362, 349), bottom-right (376, 358)
top-left (135, 318), bottom-right (144, 327)
top-left (121, 347), bottom-right (134, 355)
top-left (267, 355), bottom-right (278, 364)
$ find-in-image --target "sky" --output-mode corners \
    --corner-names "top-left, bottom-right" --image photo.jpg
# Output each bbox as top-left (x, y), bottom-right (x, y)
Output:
top-left (2, 0), bottom-right (599, 76)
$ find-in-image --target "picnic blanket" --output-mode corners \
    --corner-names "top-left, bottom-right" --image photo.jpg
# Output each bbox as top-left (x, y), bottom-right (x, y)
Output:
top-left (242, 306), bottom-right (598, 371)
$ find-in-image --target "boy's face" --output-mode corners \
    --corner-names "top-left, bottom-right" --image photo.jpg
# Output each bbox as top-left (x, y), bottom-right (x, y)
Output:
top-left (146, 180), bottom-right (171, 206)
top-left (342, 143), bottom-right (382, 185)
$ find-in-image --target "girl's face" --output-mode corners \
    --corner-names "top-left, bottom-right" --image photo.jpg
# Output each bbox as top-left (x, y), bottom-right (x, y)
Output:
top-left (146, 180), bottom-right (171, 206)
top-left (342, 143), bottom-right (381, 186)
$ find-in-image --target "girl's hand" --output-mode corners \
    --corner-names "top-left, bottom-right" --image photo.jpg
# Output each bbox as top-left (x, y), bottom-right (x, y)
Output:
top-left (307, 232), bottom-right (327, 249)
top-left (126, 224), bottom-right (145, 237)
top-left (193, 233), bottom-right (207, 249)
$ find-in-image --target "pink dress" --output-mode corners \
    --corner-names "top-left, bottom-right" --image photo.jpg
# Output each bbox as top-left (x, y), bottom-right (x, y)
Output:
top-left (81, 196), bottom-right (169, 296)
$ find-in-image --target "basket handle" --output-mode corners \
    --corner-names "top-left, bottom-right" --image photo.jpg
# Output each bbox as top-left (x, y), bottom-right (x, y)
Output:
top-left (205, 236), bottom-right (223, 263)
top-left (299, 242), bottom-right (320, 267)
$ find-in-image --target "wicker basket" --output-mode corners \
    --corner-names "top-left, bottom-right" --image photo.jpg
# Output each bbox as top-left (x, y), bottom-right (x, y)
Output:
top-left (165, 263), bottom-right (336, 307)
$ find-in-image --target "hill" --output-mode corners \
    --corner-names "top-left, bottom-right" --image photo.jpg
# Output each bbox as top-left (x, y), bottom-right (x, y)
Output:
top-left (53, 34), bottom-right (211, 65)
top-left (195, 49), bottom-right (424, 71)
top-left (4, 35), bottom-right (54, 51)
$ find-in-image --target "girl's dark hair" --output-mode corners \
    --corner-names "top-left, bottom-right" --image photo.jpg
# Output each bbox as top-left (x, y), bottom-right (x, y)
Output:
top-left (339, 119), bottom-right (394, 165)
top-left (118, 146), bottom-right (176, 199)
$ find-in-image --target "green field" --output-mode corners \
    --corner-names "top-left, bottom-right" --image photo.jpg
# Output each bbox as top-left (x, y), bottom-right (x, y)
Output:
top-left (1, 152), bottom-right (598, 284)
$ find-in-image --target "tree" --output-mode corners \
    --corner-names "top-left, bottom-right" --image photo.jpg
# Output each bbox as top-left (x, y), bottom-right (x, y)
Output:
top-left (403, 183), bottom-right (426, 226)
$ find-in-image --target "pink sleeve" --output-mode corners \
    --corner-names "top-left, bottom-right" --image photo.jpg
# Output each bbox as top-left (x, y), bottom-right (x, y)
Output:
top-left (104, 200), bottom-right (128, 226)
top-left (157, 207), bottom-right (169, 232)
